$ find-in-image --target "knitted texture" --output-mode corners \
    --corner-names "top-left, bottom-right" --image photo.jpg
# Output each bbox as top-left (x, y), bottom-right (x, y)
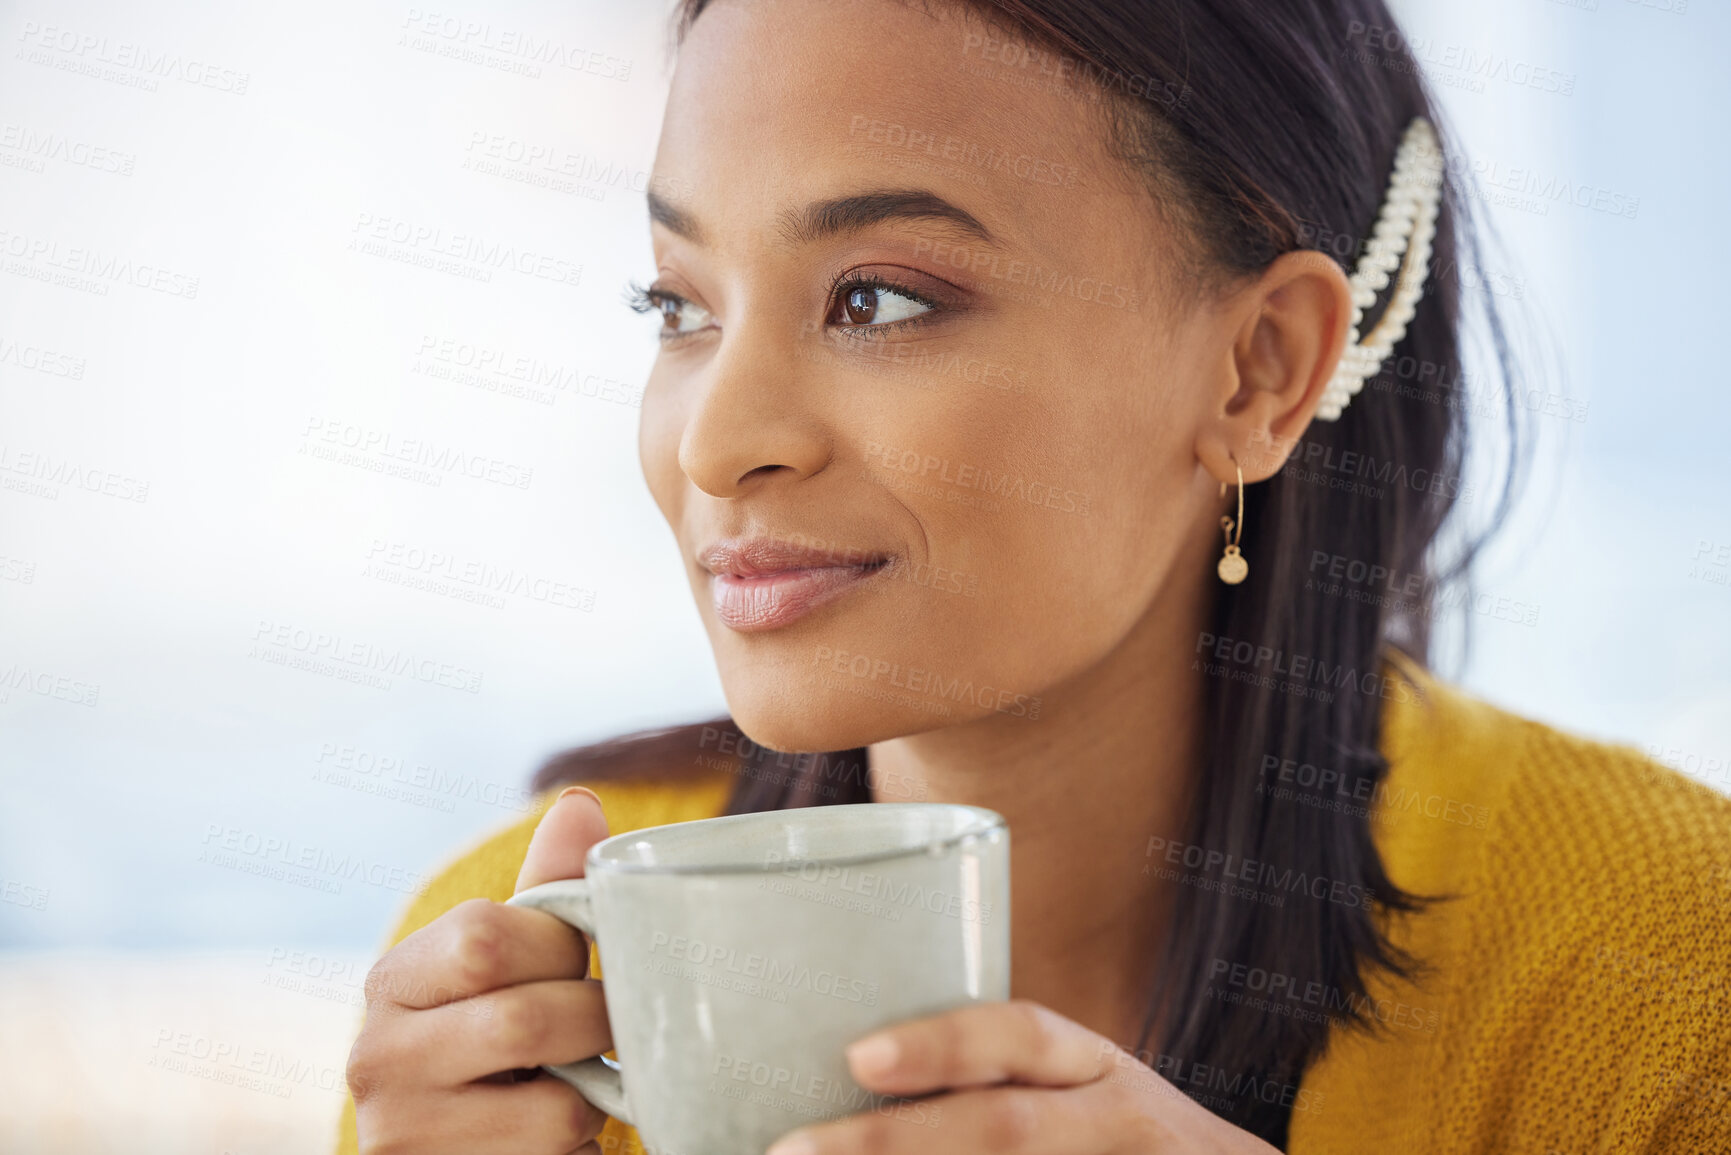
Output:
top-left (334, 663), bottom-right (1731, 1153)
top-left (1288, 654), bottom-right (1731, 1153)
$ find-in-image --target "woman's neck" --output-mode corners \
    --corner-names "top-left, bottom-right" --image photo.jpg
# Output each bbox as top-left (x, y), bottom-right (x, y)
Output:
top-left (865, 550), bottom-right (1213, 1053)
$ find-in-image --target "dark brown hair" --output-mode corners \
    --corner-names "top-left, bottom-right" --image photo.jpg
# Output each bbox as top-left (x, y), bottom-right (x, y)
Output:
top-left (534, 0), bottom-right (1528, 1145)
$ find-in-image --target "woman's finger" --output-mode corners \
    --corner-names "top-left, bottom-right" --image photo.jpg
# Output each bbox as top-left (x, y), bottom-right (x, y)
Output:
top-left (766, 1081), bottom-right (1114, 1155)
top-left (355, 1075), bottom-right (608, 1155)
top-left (354, 978), bottom-right (612, 1086)
top-left (842, 998), bottom-right (1113, 1097)
top-left (516, 787), bottom-right (610, 893)
top-left (366, 898), bottom-right (590, 1010)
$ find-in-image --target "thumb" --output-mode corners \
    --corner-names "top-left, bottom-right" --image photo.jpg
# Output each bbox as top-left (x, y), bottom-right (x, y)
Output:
top-left (515, 786), bottom-right (611, 894)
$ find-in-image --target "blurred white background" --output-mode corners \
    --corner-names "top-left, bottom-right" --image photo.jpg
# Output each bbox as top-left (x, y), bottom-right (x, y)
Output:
top-left (0, 0), bottom-right (1726, 1151)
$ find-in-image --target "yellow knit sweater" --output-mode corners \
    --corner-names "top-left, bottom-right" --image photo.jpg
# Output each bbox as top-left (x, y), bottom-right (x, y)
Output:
top-left (333, 656), bottom-right (1731, 1153)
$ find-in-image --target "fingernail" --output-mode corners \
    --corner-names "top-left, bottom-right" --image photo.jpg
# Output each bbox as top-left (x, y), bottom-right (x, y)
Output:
top-left (558, 785), bottom-right (601, 806)
top-left (845, 1033), bottom-right (899, 1077)
top-left (765, 1134), bottom-right (816, 1155)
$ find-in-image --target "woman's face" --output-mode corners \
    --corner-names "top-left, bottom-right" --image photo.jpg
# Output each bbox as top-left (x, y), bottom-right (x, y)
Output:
top-left (639, 0), bottom-right (1234, 752)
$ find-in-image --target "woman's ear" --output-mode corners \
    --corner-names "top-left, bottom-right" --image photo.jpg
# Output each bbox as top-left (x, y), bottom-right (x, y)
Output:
top-left (1194, 250), bottom-right (1353, 487)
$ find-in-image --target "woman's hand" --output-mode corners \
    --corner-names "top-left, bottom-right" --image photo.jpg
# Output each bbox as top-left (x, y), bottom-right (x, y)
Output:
top-left (763, 999), bottom-right (1283, 1154)
top-left (345, 788), bottom-right (616, 1154)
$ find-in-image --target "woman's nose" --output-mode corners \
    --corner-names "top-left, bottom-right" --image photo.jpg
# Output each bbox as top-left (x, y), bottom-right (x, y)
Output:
top-left (676, 319), bottom-right (834, 498)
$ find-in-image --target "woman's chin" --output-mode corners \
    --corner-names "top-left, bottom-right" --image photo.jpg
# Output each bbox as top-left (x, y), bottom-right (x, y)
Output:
top-left (725, 692), bottom-right (949, 758)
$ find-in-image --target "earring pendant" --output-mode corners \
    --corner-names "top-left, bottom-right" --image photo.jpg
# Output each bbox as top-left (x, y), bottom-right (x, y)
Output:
top-left (1216, 459), bottom-right (1248, 585)
top-left (1218, 543), bottom-right (1248, 584)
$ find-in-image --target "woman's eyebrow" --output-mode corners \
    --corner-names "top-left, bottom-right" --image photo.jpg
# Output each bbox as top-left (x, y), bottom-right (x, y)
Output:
top-left (647, 190), bottom-right (708, 244)
top-left (646, 187), bottom-right (999, 249)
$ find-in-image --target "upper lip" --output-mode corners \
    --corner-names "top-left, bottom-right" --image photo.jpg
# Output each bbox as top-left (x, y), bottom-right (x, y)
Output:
top-left (699, 537), bottom-right (890, 578)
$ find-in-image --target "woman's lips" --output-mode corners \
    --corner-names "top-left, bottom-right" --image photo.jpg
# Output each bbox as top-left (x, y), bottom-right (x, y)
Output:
top-left (710, 559), bottom-right (890, 632)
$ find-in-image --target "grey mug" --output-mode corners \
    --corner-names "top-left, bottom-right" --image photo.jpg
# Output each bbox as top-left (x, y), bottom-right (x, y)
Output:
top-left (506, 801), bottom-right (1010, 1155)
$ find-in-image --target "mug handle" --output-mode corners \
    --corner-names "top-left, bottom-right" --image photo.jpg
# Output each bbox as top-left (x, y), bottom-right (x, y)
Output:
top-left (505, 879), bottom-right (634, 1126)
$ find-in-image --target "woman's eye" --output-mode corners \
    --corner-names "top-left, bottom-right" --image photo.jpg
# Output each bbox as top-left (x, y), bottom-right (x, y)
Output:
top-left (626, 281), bottom-right (712, 340)
top-left (657, 295), bottom-right (711, 334)
top-left (833, 283), bottom-right (933, 327)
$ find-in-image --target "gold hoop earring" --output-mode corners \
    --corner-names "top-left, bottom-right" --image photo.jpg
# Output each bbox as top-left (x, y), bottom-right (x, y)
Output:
top-left (1217, 461), bottom-right (1248, 585)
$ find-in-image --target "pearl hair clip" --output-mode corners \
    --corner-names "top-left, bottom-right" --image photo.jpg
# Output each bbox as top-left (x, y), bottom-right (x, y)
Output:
top-left (1313, 117), bottom-right (1444, 421)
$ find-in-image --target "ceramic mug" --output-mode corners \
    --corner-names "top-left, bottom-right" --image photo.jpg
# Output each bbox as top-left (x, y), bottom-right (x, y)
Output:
top-left (506, 801), bottom-right (1010, 1155)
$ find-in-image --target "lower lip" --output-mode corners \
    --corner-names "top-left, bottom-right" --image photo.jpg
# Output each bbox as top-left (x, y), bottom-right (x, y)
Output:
top-left (710, 561), bottom-right (889, 632)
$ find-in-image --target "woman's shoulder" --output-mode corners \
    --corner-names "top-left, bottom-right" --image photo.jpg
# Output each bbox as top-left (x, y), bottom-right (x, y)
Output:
top-left (1289, 657), bottom-right (1731, 1152)
top-left (1385, 651), bottom-right (1731, 1049)
top-left (1379, 650), bottom-right (1731, 903)
top-left (380, 764), bottom-right (737, 951)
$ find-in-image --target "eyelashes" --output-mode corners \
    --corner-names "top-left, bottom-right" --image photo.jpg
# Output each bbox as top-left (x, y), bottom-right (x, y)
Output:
top-left (623, 278), bottom-right (664, 316)
top-left (626, 278), bottom-right (716, 340)
top-left (624, 278), bottom-right (655, 313)
top-left (624, 271), bottom-right (948, 344)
